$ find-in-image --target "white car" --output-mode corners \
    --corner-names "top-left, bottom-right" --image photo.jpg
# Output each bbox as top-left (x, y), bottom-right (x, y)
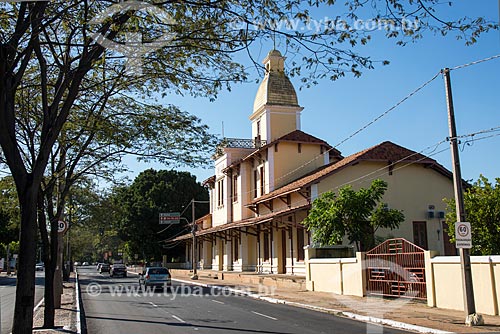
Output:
top-left (35, 263), bottom-right (44, 271)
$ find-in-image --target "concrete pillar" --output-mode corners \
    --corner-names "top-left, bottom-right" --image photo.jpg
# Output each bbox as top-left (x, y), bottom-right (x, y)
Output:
top-left (425, 250), bottom-right (439, 307)
top-left (305, 246), bottom-right (316, 291)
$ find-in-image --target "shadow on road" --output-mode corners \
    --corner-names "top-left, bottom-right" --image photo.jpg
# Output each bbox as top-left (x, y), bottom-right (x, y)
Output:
top-left (85, 315), bottom-right (295, 334)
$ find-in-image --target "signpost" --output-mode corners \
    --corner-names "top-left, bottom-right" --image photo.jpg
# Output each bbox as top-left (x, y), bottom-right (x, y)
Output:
top-left (159, 212), bottom-right (180, 224)
top-left (455, 222), bottom-right (472, 249)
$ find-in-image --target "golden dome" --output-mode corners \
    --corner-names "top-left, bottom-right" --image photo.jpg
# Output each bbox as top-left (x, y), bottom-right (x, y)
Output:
top-left (253, 50), bottom-right (299, 112)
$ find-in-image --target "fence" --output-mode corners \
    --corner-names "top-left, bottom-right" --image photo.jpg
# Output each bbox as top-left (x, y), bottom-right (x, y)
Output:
top-left (305, 243), bottom-right (500, 315)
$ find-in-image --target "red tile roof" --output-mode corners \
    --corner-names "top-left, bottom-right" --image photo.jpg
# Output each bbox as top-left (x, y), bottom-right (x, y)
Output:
top-left (252, 141), bottom-right (452, 204)
top-left (170, 203), bottom-right (311, 241)
top-left (242, 129), bottom-right (341, 162)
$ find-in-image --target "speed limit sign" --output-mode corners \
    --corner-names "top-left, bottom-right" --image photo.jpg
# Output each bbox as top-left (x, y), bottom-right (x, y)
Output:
top-left (455, 222), bottom-right (472, 249)
top-left (57, 220), bottom-right (68, 233)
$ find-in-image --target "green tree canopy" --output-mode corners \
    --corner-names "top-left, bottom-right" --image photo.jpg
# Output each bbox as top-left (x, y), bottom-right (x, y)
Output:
top-left (0, 176), bottom-right (19, 244)
top-left (445, 175), bottom-right (500, 255)
top-left (112, 169), bottom-right (209, 262)
top-left (303, 179), bottom-right (404, 251)
top-left (1, 1), bottom-right (497, 332)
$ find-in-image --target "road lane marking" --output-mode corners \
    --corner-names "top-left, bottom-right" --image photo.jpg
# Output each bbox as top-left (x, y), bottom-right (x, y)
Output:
top-left (149, 302), bottom-right (158, 307)
top-left (172, 315), bottom-right (186, 323)
top-left (251, 311), bottom-right (277, 320)
top-left (211, 299), bottom-right (224, 304)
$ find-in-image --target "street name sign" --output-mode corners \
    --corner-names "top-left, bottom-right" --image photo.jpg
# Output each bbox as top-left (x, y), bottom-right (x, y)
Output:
top-left (159, 212), bottom-right (180, 224)
top-left (455, 222), bottom-right (472, 249)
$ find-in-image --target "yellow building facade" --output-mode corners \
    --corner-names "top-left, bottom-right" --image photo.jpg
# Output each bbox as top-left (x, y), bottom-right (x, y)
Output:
top-left (175, 50), bottom-right (457, 275)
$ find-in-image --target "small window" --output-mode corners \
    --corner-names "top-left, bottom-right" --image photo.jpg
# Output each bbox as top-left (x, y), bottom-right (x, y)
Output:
top-left (217, 179), bottom-right (224, 207)
top-left (259, 166), bottom-right (265, 196)
top-left (274, 143), bottom-right (278, 152)
top-left (232, 174), bottom-right (238, 203)
top-left (298, 143), bottom-right (302, 153)
top-left (253, 170), bottom-right (258, 198)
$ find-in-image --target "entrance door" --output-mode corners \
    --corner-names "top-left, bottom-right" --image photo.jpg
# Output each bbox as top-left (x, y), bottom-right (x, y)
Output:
top-left (218, 240), bottom-right (224, 270)
top-left (279, 230), bottom-right (287, 274)
top-left (442, 221), bottom-right (457, 255)
top-left (413, 221), bottom-right (428, 249)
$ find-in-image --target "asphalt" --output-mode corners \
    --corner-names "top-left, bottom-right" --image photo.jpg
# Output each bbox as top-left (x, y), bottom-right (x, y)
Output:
top-left (0, 271), bottom-right (45, 334)
top-left (78, 267), bottom-right (409, 334)
top-left (162, 270), bottom-right (500, 334)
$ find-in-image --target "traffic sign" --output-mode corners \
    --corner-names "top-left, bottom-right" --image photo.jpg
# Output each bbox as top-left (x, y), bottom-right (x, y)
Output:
top-left (455, 222), bottom-right (472, 249)
top-left (159, 212), bottom-right (180, 224)
top-left (58, 220), bottom-right (68, 233)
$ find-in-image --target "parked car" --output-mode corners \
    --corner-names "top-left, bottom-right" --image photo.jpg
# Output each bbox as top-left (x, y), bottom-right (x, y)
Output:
top-left (82, 261), bottom-right (89, 266)
top-left (139, 267), bottom-right (171, 290)
top-left (99, 263), bottom-right (110, 273)
top-left (35, 262), bottom-right (44, 271)
top-left (74, 261), bottom-right (81, 266)
top-left (110, 264), bottom-right (127, 278)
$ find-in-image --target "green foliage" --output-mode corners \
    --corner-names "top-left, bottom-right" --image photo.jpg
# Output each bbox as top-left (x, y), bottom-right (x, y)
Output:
top-left (0, 177), bottom-right (19, 244)
top-left (303, 179), bottom-right (404, 251)
top-left (111, 169), bottom-right (209, 262)
top-left (445, 175), bottom-right (500, 255)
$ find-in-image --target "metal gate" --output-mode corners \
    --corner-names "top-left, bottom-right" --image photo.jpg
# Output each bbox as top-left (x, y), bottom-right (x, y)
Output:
top-left (366, 238), bottom-right (426, 300)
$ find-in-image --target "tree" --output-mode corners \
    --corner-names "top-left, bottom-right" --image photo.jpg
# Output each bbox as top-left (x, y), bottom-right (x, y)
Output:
top-left (112, 169), bottom-right (209, 262)
top-left (0, 176), bottom-right (19, 244)
top-left (0, 1), bottom-right (497, 332)
top-left (303, 179), bottom-right (404, 251)
top-left (445, 175), bottom-right (500, 255)
top-left (22, 77), bottom-right (216, 327)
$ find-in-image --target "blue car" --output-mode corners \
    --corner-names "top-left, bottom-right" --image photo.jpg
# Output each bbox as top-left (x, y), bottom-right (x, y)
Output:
top-left (139, 267), bottom-right (172, 290)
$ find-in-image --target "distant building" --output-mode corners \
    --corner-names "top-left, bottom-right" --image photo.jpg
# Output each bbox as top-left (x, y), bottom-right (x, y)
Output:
top-left (174, 50), bottom-right (457, 275)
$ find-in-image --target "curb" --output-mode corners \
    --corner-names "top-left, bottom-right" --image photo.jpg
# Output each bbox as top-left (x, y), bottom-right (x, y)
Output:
top-left (171, 278), bottom-right (454, 334)
top-left (33, 297), bottom-right (44, 314)
top-left (75, 271), bottom-right (82, 334)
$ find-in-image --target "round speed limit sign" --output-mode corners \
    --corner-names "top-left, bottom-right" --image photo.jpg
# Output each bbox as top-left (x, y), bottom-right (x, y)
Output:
top-left (57, 220), bottom-right (68, 233)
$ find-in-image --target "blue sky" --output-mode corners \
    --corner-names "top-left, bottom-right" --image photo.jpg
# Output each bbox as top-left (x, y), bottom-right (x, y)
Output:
top-left (125, 1), bottom-right (500, 186)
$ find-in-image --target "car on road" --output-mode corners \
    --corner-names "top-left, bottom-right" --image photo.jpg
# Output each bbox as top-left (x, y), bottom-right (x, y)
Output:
top-left (99, 263), bottom-right (110, 273)
top-left (110, 264), bottom-right (127, 277)
top-left (139, 267), bottom-right (171, 290)
top-left (35, 262), bottom-right (44, 271)
top-left (82, 261), bottom-right (89, 266)
top-left (74, 261), bottom-right (81, 266)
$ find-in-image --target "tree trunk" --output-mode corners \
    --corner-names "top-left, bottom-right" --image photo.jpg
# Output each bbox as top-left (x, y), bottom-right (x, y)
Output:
top-left (12, 184), bottom-right (38, 334)
top-left (37, 193), bottom-right (56, 328)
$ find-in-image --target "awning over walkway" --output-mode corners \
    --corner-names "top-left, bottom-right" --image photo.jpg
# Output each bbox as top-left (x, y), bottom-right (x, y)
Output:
top-left (171, 203), bottom-right (311, 242)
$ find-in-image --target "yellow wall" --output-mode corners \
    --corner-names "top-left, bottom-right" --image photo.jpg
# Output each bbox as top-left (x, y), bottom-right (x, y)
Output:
top-left (430, 256), bottom-right (500, 315)
top-left (269, 112), bottom-right (297, 141)
top-left (305, 250), bottom-right (365, 297)
top-left (273, 142), bottom-right (324, 189)
top-left (315, 161), bottom-right (453, 252)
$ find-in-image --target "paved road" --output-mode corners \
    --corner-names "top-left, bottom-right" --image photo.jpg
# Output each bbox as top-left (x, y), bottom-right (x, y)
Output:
top-left (0, 272), bottom-right (44, 334)
top-left (79, 267), bottom-right (409, 334)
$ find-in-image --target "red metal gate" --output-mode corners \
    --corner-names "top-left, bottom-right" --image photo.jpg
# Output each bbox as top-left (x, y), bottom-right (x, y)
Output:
top-left (366, 238), bottom-right (426, 300)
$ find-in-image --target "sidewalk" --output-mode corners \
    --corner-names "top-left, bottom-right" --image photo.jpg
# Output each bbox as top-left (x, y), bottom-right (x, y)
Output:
top-left (32, 273), bottom-right (79, 333)
top-left (168, 269), bottom-right (500, 334)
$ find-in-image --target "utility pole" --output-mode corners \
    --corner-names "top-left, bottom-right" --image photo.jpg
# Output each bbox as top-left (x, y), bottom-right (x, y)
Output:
top-left (191, 198), bottom-right (198, 280)
top-left (442, 68), bottom-right (478, 324)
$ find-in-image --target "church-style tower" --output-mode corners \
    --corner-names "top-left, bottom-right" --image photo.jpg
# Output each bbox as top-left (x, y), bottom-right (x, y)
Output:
top-left (251, 50), bottom-right (304, 143)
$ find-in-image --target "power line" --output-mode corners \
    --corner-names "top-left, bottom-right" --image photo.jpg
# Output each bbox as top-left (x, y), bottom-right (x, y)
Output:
top-left (451, 54), bottom-right (500, 71)
top-left (332, 72), bottom-right (442, 150)
top-left (450, 125), bottom-right (500, 140)
top-left (269, 71), bottom-right (442, 188)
